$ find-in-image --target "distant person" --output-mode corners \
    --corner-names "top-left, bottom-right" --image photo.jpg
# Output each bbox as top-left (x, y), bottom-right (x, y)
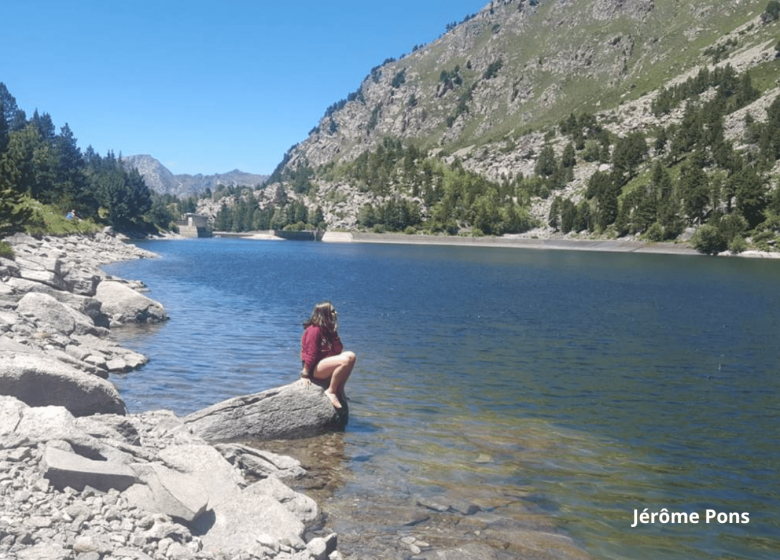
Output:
top-left (66, 209), bottom-right (77, 221)
top-left (300, 301), bottom-right (356, 409)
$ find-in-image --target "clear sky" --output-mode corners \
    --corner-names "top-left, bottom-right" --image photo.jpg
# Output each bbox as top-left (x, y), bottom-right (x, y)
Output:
top-left (1, 0), bottom-right (487, 176)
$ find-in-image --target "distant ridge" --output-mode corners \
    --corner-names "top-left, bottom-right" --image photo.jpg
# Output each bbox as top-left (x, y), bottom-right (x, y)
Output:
top-left (123, 154), bottom-right (268, 197)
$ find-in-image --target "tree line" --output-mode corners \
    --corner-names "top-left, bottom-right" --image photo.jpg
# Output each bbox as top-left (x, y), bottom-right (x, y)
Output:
top-left (0, 83), bottom-right (160, 235)
top-left (544, 62), bottom-right (780, 254)
top-left (210, 184), bottom-right (325, 233)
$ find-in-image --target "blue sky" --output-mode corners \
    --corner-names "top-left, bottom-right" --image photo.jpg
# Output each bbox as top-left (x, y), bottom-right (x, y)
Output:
top-left (1, 0), bottom-right (487, 176)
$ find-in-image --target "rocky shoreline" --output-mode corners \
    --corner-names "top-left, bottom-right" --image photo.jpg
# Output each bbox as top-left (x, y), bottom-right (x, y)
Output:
top-left (337, 231), bottom-right (780, 258)
top-left (0, 232), bottom-right (344, 560)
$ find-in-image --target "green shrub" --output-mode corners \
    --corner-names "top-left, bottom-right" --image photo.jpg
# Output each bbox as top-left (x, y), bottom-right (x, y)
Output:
top-left (717, 213), bottom-right (748, 244)
top-left (404, 226), bottom-right (417, 235)
top-left (729, 235), bottom-right (748, 254)
top-left (761, 0), bottom-right (780, 23)
top-left (644, 222), bottom-right (665, 242)
top-left (0, 241), bottom-right (14, 260)
top-left (752, 230), bottom-right (778, 251)
top-left (692, 224), bottom-right (727, 254)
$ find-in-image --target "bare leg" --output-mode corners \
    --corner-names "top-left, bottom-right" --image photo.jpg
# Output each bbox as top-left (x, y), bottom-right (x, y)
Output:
top-left (313, 351), bottom-right (356, 409)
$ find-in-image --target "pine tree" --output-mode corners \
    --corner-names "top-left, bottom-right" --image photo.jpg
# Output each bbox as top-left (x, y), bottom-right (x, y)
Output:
top-left (734, 163), bottom-right (767, 229)
top-left (54, 123), bottom-right (92, 213)
top-left (0, 100), bottom-right (8, 155)
top-left (535, 145), bottom-right (557, 177)
top-left (678, 155), bottom-right (710, 224)
top-left (0, 177), bottom-right (31, 234)
top-left (0, 84), bottom-right (20, 130)
top-left (612, 132), bottom-right (647, 178)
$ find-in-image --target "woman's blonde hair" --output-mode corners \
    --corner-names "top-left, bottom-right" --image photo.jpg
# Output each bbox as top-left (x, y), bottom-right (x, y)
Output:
top-left (303, 301), bottom-right (338, 335)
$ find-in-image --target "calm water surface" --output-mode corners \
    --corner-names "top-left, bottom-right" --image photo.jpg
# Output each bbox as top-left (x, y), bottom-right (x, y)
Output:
top-left (104, 239), bottom-right (780, 559)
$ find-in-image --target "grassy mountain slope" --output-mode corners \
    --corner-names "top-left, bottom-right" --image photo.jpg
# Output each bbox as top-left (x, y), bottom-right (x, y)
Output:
top-left (286, 0), bottom-right (770, 167)
top-left (214, 0), bottom-right (780, 251)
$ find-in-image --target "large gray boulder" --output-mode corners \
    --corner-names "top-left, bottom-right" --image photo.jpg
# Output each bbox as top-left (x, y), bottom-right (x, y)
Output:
top-left (94, 280), bottom-right (167, 324)
top-left (151, 442), bottom-right (312, 555)
top-left (184, 381), bottom-right (348, 442)
top-left (194, 491), bottom-right (307, 557)
top-left (0, 351), bottom-right (126, 416)
top-left (42, 444), bottom-right (137, 492)
top-left (16, 291), bottom-right (107, 337)
top-left (214, 443), bottom-right (307, 480)
top-left (246, 475), bottom-right (318, 523)
top-left (124, 463), bottom-right (210, 523)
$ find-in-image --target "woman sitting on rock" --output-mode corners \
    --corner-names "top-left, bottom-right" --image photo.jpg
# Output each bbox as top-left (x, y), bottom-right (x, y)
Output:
top-left (300, 301), bottom-right (355, 409)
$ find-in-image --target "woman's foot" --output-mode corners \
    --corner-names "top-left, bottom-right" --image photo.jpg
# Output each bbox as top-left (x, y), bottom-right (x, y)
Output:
top-left (324, 391), bottom-right (342, 409)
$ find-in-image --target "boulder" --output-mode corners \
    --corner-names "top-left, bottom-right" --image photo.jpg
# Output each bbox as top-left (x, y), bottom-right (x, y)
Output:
top-left (184, 381), bottom-right (347, 443)
top-left (214, 443), bottom-right (307, 480)
top-left (16, 292), bottom-right (106, 337)
top-left (156, 444), bottom-right (245, 507)
top-left (125, 463), bottom-right (210, 523)
top-left (42, 444), bottom-right (137, 492)
top-left (0, 397), bottom-right (134, 465)
top-left (246, 475), bottom-right (318, 523)
top-left (0, 351), bottom-right (126, 416)
top-left (61, 268), bottom-right (101, 296)
top-left (148, 442), bottom-right (310, 553)
top-left (193, 492), bottom-right (307, 556)
top-left (94, 280), bottom-right (167, 324)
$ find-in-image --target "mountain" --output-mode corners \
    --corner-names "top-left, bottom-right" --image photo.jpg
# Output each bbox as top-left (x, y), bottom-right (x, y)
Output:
top-left (249, 0), bottom-right (780, 244)
top-left (282, 0), bottom-right (770, 171)
top-left (123, 155), bottom-right (268, 198)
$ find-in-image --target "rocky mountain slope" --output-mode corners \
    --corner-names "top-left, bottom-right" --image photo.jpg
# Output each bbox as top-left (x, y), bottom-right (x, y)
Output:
top-left (251, 0), bottom-right (780, 236)
top-left (123, 154), bottom-right (267, 198)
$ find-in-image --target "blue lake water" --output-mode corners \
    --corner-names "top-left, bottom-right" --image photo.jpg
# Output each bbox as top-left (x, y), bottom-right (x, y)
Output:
top-left (104, 238), bottom-right (780, 559)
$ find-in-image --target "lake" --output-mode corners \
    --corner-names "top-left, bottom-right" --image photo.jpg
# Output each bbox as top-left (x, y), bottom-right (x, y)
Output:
top-left (104, 238), bottom-right (780, 559)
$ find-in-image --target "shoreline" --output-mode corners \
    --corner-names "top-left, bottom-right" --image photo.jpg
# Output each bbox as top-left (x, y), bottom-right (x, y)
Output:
top-left (315, 231), bottom-right (780, 259)
top-left (209, 229), bottom-right (780, 259)
top-left (0, 232), bottom-right (343, 560)
top-left (348, 232), bottom-right (701, 256)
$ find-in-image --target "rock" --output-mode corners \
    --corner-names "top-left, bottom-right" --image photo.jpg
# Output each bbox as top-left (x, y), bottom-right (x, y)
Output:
top-left (125, 463), bottom-right (209, 523)
top-left (42, 444), bottom-right (137, 492)
top-left (15, 542), bottom-right (69, 560)
top-left (193, 493), bottom-right (307, 556)
top-left (62, 269), bottom-right (101, 297)
top-left (0, 395), bottom-right (341, 559)
top-left (214, 443), bottom-right (307, 480)
top-left (16, 292), bottom-right (106, 337)
top-left (184, 381), bottom-right (347, 442)
top-left (0, 351), bottom-right (126, 416)
top-left (414, 542), bottom-right (508, 559)
top-left (94, 280), bottom-right (167, 325)
top-left (245, 475), bottom-right (318, 523)
top-left (156, 444), bottom-right (245, 508)
top-left (307, 537), bottom-right (329, 560)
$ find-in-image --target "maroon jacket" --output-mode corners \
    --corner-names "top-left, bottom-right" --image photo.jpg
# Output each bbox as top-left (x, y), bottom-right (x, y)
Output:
top-left (301, 325), bottom-right (343, 373)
